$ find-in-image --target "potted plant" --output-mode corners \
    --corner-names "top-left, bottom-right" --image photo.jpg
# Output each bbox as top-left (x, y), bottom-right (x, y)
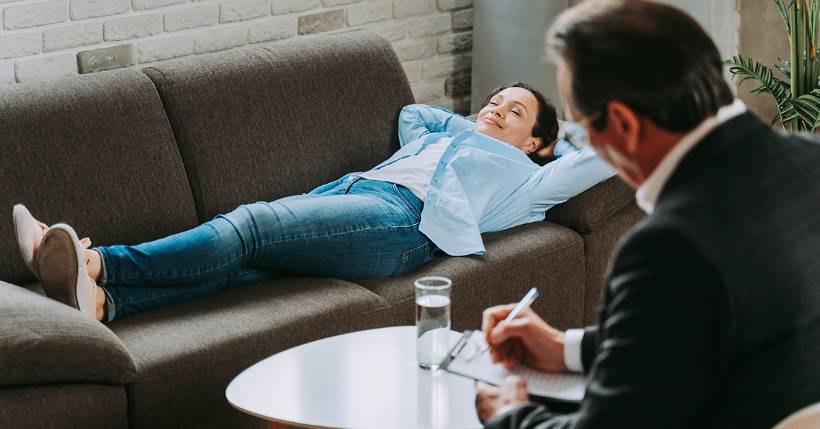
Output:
top-left (726, 0), bottom-right (820, 132)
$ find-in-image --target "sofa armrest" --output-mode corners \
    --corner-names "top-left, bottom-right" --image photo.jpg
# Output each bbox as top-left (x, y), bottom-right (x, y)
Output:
top-left (546, 176), bottom-right (638, 234)
top-left (0, 281), bottom-right (137, 387)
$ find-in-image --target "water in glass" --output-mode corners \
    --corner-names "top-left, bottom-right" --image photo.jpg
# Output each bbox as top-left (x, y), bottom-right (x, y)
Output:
top-left (416, 294), bottom-right (451, 369)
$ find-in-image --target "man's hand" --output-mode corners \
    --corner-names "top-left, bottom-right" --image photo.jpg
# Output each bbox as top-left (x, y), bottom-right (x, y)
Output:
top-left (475, 376), bottom-right (530, 423)
top-left (482, 304), bottom-right (568, 373)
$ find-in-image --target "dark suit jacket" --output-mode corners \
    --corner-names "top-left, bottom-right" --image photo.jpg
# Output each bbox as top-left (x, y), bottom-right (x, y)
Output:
top-left (486, 113), bottom-right (820, 429)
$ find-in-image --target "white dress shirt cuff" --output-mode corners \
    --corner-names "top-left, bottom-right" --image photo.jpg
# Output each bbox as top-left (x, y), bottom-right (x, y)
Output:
top-left (563, 329), bottom-right (585, 373)
top-left (493, 403), bottom-right (523, 420)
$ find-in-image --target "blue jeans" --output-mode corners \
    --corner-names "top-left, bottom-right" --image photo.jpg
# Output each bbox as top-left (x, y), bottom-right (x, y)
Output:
top-left (96, 177), bottom-right (435, 321)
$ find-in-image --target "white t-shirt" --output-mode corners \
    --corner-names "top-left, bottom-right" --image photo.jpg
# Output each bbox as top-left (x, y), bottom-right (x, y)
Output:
top-left (359, 137), bottom-right (451, 200)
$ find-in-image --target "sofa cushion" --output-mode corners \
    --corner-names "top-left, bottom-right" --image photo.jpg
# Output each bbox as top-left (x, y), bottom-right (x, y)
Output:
top-left (0, 282), bottom-right (137, 387)
top-left (577, 204), bottom-right (646, 325)
top-left (109, 278), bottom-right (387, 429)
top-left (0, 69), bottom-right (199, 284)
top-left (359, 222), bottom-right (586, 331)
top-left (546, 175), bottom-right (638, 234)
top-left (142, 31), bottom-right (415, 222)
top-left (0, 384), bottom-right (128, 429)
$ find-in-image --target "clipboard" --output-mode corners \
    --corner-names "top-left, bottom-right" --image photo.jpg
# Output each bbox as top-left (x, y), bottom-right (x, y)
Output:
top-left (442, 330), bottom-right (586, 403)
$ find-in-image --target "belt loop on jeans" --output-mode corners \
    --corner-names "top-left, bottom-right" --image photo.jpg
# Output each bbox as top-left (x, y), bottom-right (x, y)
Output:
top-left (341, 176), bottom-right (363, 194)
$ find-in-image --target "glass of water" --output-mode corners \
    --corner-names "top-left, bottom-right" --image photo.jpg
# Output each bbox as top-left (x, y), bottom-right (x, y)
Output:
top-left (415, 276), bottom-right (452, 370)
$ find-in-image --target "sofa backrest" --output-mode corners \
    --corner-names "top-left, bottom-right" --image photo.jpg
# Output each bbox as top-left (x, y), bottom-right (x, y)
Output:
top-left (0, 69), bottom-right (199, 284)
top-left (142, 31), bottom-right (414, 222)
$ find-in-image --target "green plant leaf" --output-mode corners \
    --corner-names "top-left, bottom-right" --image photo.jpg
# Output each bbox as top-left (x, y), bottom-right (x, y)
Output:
top-left (809, 0), bottom-right (819, 48)
top-left (775, 0), bottom-right (792, 34)
top-left (726, 56), bottom-right (790, 101)
top-left (794, 88), bottom-right (820, 129)
top-left (798, 88), bottom-right (820, 105)
top-left (732, 1), bottom-right (820, 132)
top-left (726, 55), bottom-right (793, 126)
top-left (770, 111), bottom-right (784, 127)
top-left (792, 98), bottom-right (818, 120)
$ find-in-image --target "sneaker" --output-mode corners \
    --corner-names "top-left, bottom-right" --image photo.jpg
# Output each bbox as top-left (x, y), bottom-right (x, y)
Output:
top-left (13, 204), bottom-right (49, 279)
top-left (36, 224), bottom-right (98, 319)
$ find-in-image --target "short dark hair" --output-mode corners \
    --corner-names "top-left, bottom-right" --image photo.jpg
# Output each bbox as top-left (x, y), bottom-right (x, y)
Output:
top-left (480, 82), bottom-right (559, 166)
top-left (547, 0), bottom-right (734, 132)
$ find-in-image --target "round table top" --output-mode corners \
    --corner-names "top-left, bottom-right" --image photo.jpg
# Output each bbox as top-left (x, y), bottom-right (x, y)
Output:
top-left (226, 326), bottom-right (482, 429)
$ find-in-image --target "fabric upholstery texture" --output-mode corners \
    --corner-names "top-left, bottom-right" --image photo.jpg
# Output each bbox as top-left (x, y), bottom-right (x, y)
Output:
top-left (108, 277), bottom-right (387, 429)
top-left (0, 384), bottom-right (128, 429)
top-left (360, 222), bottom-right (586, 331)
top-left (546, 176), bottom-right (637, 234)
top-left (0, 282), bottom-right (136, 387)
top-left (579, 205), bottom-right (646, 326)
top-left (0, 69), bottom-right (198, 285)
top-left (142, 31), bottom-right (415, 222)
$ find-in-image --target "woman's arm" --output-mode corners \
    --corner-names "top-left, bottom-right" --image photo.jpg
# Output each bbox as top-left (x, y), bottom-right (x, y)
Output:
top-left (398, 104), bottom-right (475, 147)
top-left (528, 146), bottom-right (616, 212)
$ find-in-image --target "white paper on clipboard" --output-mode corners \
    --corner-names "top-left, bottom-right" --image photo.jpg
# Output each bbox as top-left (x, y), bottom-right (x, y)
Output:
top-left (444, 332), bottom-right (586, 403)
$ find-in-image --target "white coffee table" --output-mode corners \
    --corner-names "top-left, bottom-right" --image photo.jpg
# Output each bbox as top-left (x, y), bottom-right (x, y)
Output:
top-left (226, 326), bottom-right (482, 429)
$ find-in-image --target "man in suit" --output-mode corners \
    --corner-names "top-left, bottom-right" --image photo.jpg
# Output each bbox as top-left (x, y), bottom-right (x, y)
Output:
top-left (475, 1), bottom-right (820, 427)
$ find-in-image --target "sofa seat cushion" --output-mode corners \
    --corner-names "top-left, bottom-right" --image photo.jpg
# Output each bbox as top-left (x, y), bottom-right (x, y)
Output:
top-left (0, 68), bottom-right (199, 285)
top-left (0, 282), bottom-right (137, 387)
top-left (358, 222), bottom-right (586, 330)
top-left (0, 384), bottom-right (128, 429)
top-left (108, 278), bottom-right (387, 429)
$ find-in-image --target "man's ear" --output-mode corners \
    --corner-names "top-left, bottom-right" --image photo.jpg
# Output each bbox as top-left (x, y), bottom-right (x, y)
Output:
top-left (606, 101), bottom-right (641, 156)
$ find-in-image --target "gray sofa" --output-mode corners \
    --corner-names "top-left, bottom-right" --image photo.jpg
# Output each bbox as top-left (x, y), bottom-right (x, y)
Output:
top-left (0, 31), bottom-right (643, 429)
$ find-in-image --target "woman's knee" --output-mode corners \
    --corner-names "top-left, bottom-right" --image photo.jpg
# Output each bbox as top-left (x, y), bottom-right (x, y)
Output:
top-left (217, 201), bottom-right (293, 249)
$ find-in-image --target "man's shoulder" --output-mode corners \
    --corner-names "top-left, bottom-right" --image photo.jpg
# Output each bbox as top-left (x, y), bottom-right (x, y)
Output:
top-left (611, 216), bottom-right (710, 276)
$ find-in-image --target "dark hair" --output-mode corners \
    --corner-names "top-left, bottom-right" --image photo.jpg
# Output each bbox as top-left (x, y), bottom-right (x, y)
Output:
top-left (480, 82), bottom-right (559, 166)
top-left (547, 0), bottom-right (734, 132)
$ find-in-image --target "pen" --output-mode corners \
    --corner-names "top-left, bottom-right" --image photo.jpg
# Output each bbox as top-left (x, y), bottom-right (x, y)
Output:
top-left (480, 287), bottom-right (540, 354)
top-left (450, 330), bottom-right (471, 359)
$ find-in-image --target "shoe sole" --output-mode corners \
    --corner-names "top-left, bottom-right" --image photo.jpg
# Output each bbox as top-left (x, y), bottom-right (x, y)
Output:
top-left (38, 226), bottom-right (84, 313)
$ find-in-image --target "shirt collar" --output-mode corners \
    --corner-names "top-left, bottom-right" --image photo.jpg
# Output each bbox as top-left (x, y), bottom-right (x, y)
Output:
top-left (635, 99), bottom-right (747, 214)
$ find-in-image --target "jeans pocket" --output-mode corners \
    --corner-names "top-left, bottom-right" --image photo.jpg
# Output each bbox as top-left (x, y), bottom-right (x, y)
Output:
top-left (391, 241), bottom-right (434, 277)
top-left (391, 184), bottom-right (422, 219)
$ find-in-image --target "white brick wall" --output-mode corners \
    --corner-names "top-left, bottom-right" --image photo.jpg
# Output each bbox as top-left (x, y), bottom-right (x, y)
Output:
top-left (273, 0), bottom-right (319, 15)
top-left (346, 0), bottom-right (390, 26)
top-left (247, 15), bottom-right (294, 43)
top-left (219, 0), bottom-right (268, 24)
top-left (15, 52), bottom-right (75, 81)
top-left (69, 0), bottom-right (130, 20)
top-left (43, 22), bottom-right (102, 52)
top-left (0, 61), bottom-right (14, 84)
top-left (137, 34), bottom-right (192, 61)
top-left (104, 14), bottom-right (163, 41)
top-left (5, 0), bottom-right (67, 30)
top-left (0, 32), bottom-right (39, 59)
top-left (0, 0), bottom-right (473, 113)
top-left (164, 4), bottom-right (218, 32)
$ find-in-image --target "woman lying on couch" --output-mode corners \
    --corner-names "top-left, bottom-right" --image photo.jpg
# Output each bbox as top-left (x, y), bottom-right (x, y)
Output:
top-left (13, 82), bottom-right (613, 322)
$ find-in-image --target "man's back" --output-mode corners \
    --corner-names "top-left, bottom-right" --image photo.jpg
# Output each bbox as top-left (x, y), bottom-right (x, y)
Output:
top-left (648, 112), bottom-right (820, 427)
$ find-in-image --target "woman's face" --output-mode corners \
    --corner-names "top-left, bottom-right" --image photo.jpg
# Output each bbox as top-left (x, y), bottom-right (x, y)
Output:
top-left (475, 87), bottom-right (542, 154)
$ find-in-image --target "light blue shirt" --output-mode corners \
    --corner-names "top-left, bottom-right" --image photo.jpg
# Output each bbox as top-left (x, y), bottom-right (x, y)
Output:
top-left (363, 104), bottom-right (615, 256)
